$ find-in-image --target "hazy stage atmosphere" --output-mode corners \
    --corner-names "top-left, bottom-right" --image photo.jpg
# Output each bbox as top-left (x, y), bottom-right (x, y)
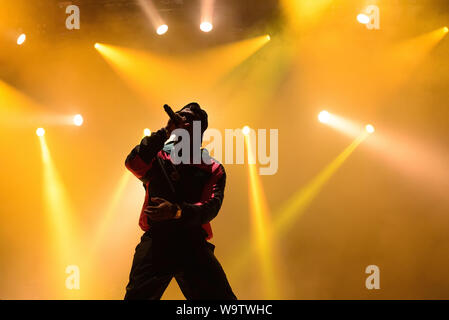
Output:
top-left (1, 0), bottom-right (449, 299)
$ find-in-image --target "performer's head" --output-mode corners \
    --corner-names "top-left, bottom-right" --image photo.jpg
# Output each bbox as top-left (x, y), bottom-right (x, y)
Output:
top-left (176, 102), bottom-right (208, 141)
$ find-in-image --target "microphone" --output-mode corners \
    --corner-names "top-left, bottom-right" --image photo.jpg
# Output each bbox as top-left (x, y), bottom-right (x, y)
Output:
top-left (163, 104), bottom-right (181, 126)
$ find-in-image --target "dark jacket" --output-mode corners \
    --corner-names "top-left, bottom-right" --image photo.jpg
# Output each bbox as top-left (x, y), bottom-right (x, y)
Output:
top-left (125, 128), bottom-right (226, 240)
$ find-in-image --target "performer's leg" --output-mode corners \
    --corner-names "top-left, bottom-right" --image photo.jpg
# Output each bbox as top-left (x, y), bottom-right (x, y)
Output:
top-left (124, 232), bottom-right (173, 300)
top-left (175, 241), bottom-right (237, 300)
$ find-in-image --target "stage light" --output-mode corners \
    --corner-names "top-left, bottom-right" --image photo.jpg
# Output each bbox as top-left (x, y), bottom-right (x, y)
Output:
top-left (275, 133), bottom-right (368, 234)
top-left (228, 134), bottom-right (369, 291)
top-left (366, 124), bottom-right (375, 134)
top-left (318, 110), bottom-right (330, 124)
top-left (138, 0), bottom-right (167, 37)
top-left (200, 21), bottom-right (213, 32)
top-left (385, 27), bottom-right (449, 92)
top-left (201, 0), bottom-right (215, 34)
top-left (357, 13), bottom-right (370, 24)
top-left (444, 27), bottom-right (449, 33)
top-left (36, 128), bottom-right (45, 137)
top-left (143, 128), bottom-right (151, 136)
top-left (73, 114), bottom-right (83, 126)
top-left (319, 112), bottom-right (368, 138)
top-left (88, 170), bottom-right (131, 259)
top-left (39, 133), bottom-right (81, 296)
top-left (94, 35), bottom-right (270, 104)
top-left (17, 33), bottom-right (26, 45)
top-left (244, 130), bottom-right (280, 299)
top-left (156, 24), bottom-right (168, 35)
top-left (94, 43), bottom-right (100, 49)
top-left (266, 35), bottom-right (271, 41)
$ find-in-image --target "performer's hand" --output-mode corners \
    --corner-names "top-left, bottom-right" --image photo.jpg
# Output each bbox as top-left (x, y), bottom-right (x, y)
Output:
top-left (144, 197), bottom-right (181, 221)
top-left (165, 114), bottom-right (184, 137)
top-left (164, 112), bottom-right (191, 137)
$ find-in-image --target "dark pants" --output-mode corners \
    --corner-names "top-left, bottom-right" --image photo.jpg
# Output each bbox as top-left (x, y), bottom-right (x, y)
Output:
top-left (124, 230), bottom-right (237, 300)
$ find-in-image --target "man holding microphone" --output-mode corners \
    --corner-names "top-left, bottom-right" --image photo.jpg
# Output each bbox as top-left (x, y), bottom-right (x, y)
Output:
top-left (124, 102), bottom-right (236, 300)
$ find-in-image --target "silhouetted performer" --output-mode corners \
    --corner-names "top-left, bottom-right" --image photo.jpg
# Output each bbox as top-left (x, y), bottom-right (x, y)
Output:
top-left (124, 102), bottom-right (236, 300)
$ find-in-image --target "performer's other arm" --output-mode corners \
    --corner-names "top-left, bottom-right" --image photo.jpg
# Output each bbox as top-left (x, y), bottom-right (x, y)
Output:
top-left (125, 128), bottom-right (168, 181)
top-left (180, 165), bottom-right (226, 226)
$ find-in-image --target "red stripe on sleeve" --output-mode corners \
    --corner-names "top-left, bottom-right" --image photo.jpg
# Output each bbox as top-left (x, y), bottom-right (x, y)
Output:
top-left (125, 155), bottom-right (154, 179)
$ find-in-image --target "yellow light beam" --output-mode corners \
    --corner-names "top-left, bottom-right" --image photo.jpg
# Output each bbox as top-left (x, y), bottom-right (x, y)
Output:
top-left (94, 35), bottom-right (270, 104)
top-left (377, 27), bottom-right (449, 90)
top-left (94, 42), bottom-right (173, 103)
top-left (212, 35), bottom-right (295, 120)
top-left (39, 135), bottom-right (79, 265)
top-left (0, 80), bottom-right (79, 128)
top-left (392, 27), bottom-right (448, 65)
top-left (244, 132), bottom-right (280, 299)
top-left (319, 111), bottom-right (365, 139)
top-left (190, 34), bottom-right (271, 84)
top-left (137, 0), bottom-right (164, 30)
top-left (88, 170), bottom-right (131, 258)
top-left (275, 132), bottom-right (368, 234)
top-left (0, 80), bottom-right (40, 126)
top-left (228, 134), bottom-right (368, 286)
top-left (84, 131), bottom-right (146, 291)
top-left (40, 136), bottom-right (96, 299)
top-left (201, 0), bottom-right (215, 25)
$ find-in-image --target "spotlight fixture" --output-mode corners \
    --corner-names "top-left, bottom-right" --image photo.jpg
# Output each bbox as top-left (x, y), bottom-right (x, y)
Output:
top-left (200, 21), bottom-right (213, 33)
top-left (357, 13), bottom-right (370, 25)
top-left (73, 114), bottom-right (84, 126)
top-left (242, 126), bottom-right (250, 136)
top-left (156, 24), bottom-right (168, 35)
top-left (36, 128), bottom-right (45, 137)
top-left (365, 124), bottom-right (375, 134)
top-left (318, 111), bottom-right (331, 124)
top-left (143, 128), bottom-right (151, 136)
top-left (17, 33), bottom-right (26, 45)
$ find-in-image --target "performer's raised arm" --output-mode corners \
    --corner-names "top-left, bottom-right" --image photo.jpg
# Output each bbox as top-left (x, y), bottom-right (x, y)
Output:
top-left (125, 128), bottom-right (168, 181)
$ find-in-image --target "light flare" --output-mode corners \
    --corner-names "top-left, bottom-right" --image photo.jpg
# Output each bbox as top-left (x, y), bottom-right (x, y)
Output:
top-left (357, 13), bottom-right (370, 24)
top-left (36, 127), bottom-right (45, 137)
top-left (143, 128), bottom-right (151, 136)
top-left (365, 124), bottom-right (375, 134)
top-left (200, 21), bottom-right (213, 33)
top-left (73, 114), bottom-right (83, 126)
top-left (17, 33), bottom-right (26, 45)
top-left (156, 24), bottom-right (168, 35)
top-left (318, 111), bottom-right (365, 138)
